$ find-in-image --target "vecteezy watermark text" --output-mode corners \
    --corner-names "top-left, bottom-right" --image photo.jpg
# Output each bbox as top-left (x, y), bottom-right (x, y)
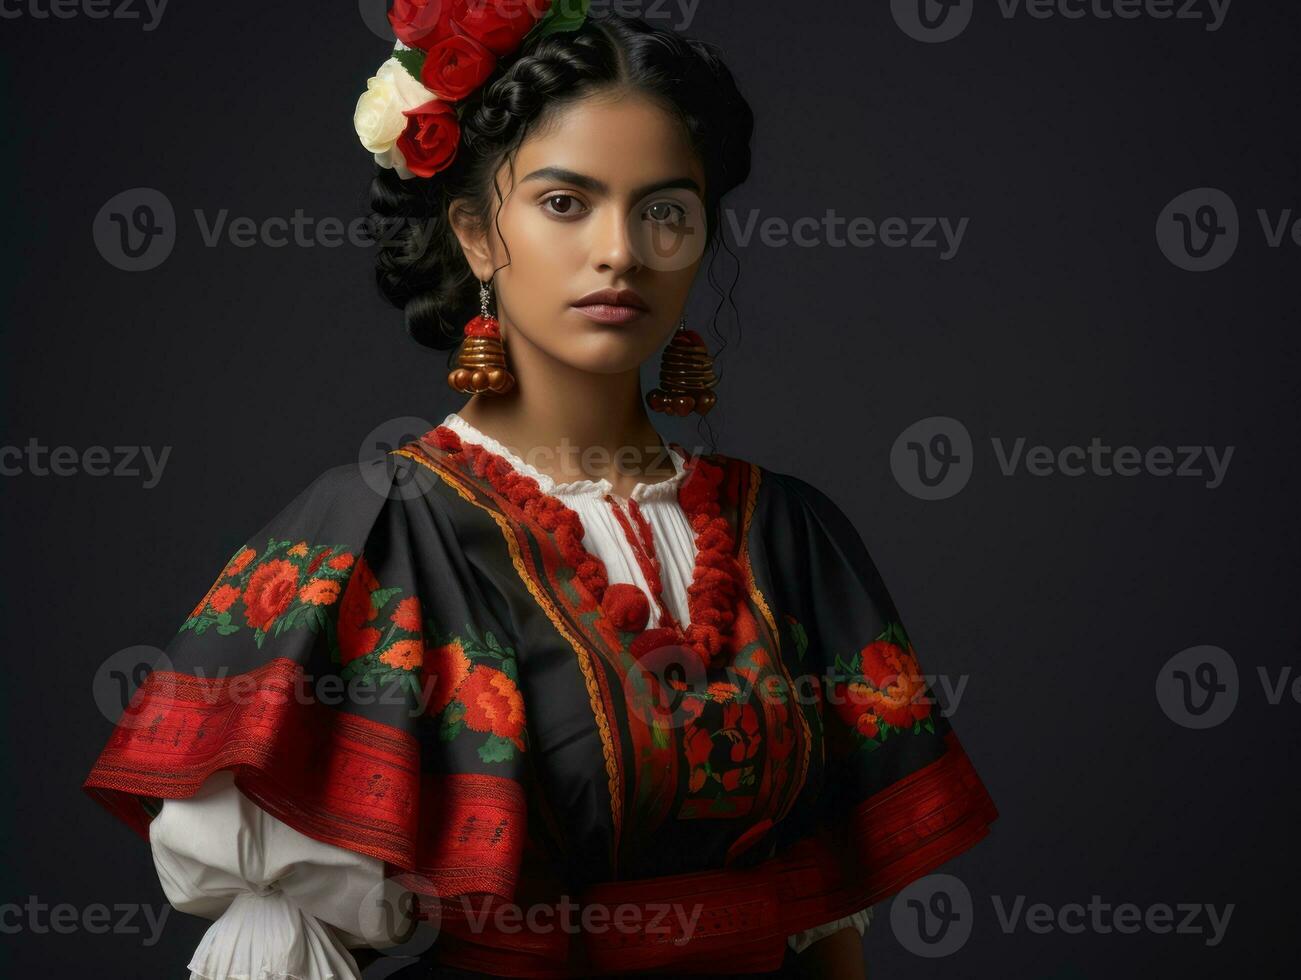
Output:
top-left (1, 440), bottom-right (171, 488)
top-left (0, 0), bottom-right (169, 30)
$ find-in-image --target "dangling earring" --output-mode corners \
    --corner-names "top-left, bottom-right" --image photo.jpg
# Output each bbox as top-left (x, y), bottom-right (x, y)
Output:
top-left (646, 317), bottom-right (718, 416)
top-left (448, 278), bottom-right (515, 396)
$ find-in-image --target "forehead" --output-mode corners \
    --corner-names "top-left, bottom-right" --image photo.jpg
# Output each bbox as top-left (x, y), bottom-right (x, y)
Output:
top-left (511, 91), bottom-right (704, 191)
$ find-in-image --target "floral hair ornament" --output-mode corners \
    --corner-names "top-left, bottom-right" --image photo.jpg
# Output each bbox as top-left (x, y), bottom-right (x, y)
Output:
top-left (354, 0), bottom-right (591, 179)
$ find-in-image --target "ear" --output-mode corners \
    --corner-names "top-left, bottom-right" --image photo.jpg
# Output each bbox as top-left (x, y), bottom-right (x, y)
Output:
top-left (448, 198), bottom-right (493, 280)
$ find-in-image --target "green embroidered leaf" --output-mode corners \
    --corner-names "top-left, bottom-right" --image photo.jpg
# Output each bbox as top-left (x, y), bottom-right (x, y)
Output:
top-left (370, 586), bottom-right (402, 611)
top-left (790, 619), bottom-right (809, 660)
top-left (912, 719), bottom-right (921, 734)
top-left (923, 716), bottom-right (936, 733)
top-left (651, 722), bottom-right (669, 749)
top-left (254, 630), bottom-right (267, 649)
top-left (215, 611), bottom-right (232, 626)
top-left (194, 619), bottom-right (212, 636)
top-left (392, 46), bottom-right (426, 84)
top-left (215, 624), bottom-right (240, 636)
top-left (498, 656), bottom-right (518, 683)
top-left (439, 716), bottom-right (465, 742)
top-left (478, 735), bottom-right (516, 763)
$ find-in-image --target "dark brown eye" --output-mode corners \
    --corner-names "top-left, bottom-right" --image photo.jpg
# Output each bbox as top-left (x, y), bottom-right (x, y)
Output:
top-left (543, 194), bottom-right (585, 217)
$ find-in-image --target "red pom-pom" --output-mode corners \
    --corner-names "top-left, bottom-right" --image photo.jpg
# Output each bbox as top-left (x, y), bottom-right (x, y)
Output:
top-left (424, 426), bottom-right (461, 452)
top-left (602, 583), bottom-right (649, 632)
top-left (464, 314), bottom-right (501, 339)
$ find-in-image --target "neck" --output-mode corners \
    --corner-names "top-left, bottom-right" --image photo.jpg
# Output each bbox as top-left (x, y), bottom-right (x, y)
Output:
top-left (454, 329), bottom-right (677, 492)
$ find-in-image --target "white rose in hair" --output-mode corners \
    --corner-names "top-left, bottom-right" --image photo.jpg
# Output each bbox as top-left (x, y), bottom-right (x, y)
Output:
top-left (354, 57), bottom-right (437, 162)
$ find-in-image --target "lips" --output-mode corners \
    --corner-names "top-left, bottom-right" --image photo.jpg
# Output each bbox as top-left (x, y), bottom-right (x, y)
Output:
top-left (572, 287), bottom-right (649, 312)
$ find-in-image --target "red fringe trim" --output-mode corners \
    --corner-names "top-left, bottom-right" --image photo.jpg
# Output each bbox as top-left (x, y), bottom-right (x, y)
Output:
top-left (426, 425), bottom-right (748, 668)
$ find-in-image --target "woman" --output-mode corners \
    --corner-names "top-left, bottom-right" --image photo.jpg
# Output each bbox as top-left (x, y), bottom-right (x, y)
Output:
top-left (83, 5), bottom-right (998, 977)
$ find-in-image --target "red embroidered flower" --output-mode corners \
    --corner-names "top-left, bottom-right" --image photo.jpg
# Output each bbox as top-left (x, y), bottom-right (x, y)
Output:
top-left (210, 584), bottom-right (241, 614)
top-left (398, 99), bottom-right (461, 178)
top-left (458, 666), bottom-right (525, 740)
top-left (241, 558), bottom-right (300, 631)
top-left (720, 702), bottom-right (761, 764)
top-left (338, 556), bottom-right (381, 665)
top-left (421, 32), bottom-right (496, 101)
top-left (424, 639), bottom-right (471, 716)
top-left (391, 596), bottom-right (422, 632)
top-left (328, 552), bottom-right (355, 571)
top-left (307, 548), bottom-right (331, 574)
top-left (860, 640), bottom-right (931, 728)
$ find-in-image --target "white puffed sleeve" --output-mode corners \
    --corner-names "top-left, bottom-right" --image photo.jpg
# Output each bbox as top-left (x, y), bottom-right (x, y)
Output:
top-left (786, 905), bottom-right (874, 954)
top-left (149, 769), bottom-right (415, 980)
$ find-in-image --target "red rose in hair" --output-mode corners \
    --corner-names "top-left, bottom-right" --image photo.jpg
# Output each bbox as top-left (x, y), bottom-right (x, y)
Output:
top-left (398, 99), bottom-right (461, 178)
top-left (389, 0), bottom-right (453, 51)
top-left (421, 32), bottom-right (497, 101)
top-left (453, 0), bottom-right (551, 57)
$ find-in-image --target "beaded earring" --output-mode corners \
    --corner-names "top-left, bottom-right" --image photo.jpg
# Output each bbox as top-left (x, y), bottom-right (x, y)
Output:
top-left (645, 317), bottom-right (718, 416)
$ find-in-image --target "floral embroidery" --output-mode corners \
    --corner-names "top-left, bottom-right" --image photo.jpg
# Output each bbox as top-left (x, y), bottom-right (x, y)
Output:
top-left (183, 538), bottom-right (359, 647)
top-left (827, 621), bottom-right (936, 752)
top-left (782, 613), bottom-right (809, 661)
top-left (423, 623), bottom-right (528, 763)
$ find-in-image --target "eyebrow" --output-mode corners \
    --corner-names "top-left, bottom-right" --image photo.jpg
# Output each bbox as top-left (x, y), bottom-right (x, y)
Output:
top-left (520, 166), bottom-right (701, 199)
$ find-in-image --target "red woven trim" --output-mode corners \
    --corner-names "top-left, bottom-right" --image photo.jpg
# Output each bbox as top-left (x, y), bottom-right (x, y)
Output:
top-left (421, 730), bottom-right (997, 976)
top-left (82, 657), bottom-right (527, 900)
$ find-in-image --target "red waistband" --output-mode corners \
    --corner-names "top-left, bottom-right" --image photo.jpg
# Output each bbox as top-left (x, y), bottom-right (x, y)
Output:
top-left (418, 732), bottom-right (998, 976)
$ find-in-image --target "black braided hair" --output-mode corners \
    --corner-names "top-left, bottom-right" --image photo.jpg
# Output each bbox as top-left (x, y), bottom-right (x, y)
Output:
top-left (367, 13), bottom-right (754, 351)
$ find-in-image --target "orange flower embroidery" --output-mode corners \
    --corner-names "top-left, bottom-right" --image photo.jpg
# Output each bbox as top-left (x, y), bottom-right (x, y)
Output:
top-left (458, 667), bottom-right (525, 740)
top-left (380, 639), bottom-right (424, 671)
top-left (391, 596), bottom-right (422, 632)
top-left (287, 541), bottom-right (309, 557)
top-left (425, 639), bottom-right (471, 716)
top-left (210, 584), bottom-right (242, 614)
top-left (298, 579), bottom-right (342, 606)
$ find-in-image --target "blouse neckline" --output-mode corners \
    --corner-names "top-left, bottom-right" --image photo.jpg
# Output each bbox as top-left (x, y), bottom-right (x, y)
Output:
top-left (439, 412), bottom-right (688, 503)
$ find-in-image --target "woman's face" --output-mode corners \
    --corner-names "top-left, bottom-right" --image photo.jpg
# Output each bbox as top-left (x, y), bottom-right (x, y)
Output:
top-left (453, 90), bottom-right (708, 375)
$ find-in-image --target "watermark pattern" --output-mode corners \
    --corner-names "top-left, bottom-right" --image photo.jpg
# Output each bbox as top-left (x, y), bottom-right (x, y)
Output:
top-left (0, 897), bottom-right (170, 945)
top-left (892, 0), bottom-right (1232, 43)
top-left (1, 439), bottom-right (171, 487)
top-left (891, 417), bottom-right (1234, 499)
top-left (1156, 645), bottom-right (1301, 728)
top-left (1157, 187), bottom-right (1301, 271)
top-left (890, 875), bottom-right (1234, 955)
top-left (0, 0), bottom-right (169, 30)
top-left (359, 0), bottom-right (703, 41)
top-left (725, 209), bottom-right (969, 259)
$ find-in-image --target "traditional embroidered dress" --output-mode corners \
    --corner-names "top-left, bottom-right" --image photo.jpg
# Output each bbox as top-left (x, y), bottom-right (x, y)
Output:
top-left (84, 411), bottom-right (999, 977)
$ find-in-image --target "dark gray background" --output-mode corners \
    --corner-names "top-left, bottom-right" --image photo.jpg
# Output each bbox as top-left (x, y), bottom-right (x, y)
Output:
top-left (3, 1), bottom-right (1298, 977)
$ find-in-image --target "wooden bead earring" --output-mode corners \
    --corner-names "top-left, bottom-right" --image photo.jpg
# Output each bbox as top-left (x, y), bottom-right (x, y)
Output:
top-left (645, 317), bottom-right (718, 416)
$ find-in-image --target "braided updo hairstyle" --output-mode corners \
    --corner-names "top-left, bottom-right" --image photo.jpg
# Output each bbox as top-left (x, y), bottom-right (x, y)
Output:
top-left (368, 13), bottom-right (754, 351)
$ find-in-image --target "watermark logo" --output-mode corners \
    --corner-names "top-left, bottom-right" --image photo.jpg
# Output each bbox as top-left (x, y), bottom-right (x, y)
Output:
top-left (890, 417), bottom-right (974, 501)
top-left (91, 646), bottom-right (175, 727)
top-left (891, 0), bottom-right (974, 44)
top-left (1155, 644), bottom-right (1238, 729)
top-left (892, 421), bottom-right (1234, 499)
top-left (0, 0), bottom-right (170, 30)
top-left (1, 439), bottom-right (172, 487)
top-left (891, 874), bottom-right (974, 957)
top-left (93, 188), bottom-right (176, 272)
top-left (726, 209), bottom-right (969, 260)
top-left (1156, 188), bottom-right (1239, 271)
top-left (358, 415), bottom-right (438, 501)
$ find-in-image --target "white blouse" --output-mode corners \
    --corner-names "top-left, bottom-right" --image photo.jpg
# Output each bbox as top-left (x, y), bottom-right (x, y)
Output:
top-left (150, 411), bottom-right (873, 979)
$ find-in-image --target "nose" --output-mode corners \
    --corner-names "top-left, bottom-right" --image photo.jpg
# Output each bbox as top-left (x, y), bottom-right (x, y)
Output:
top-left (590, 204), bottom-right (641, 277)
